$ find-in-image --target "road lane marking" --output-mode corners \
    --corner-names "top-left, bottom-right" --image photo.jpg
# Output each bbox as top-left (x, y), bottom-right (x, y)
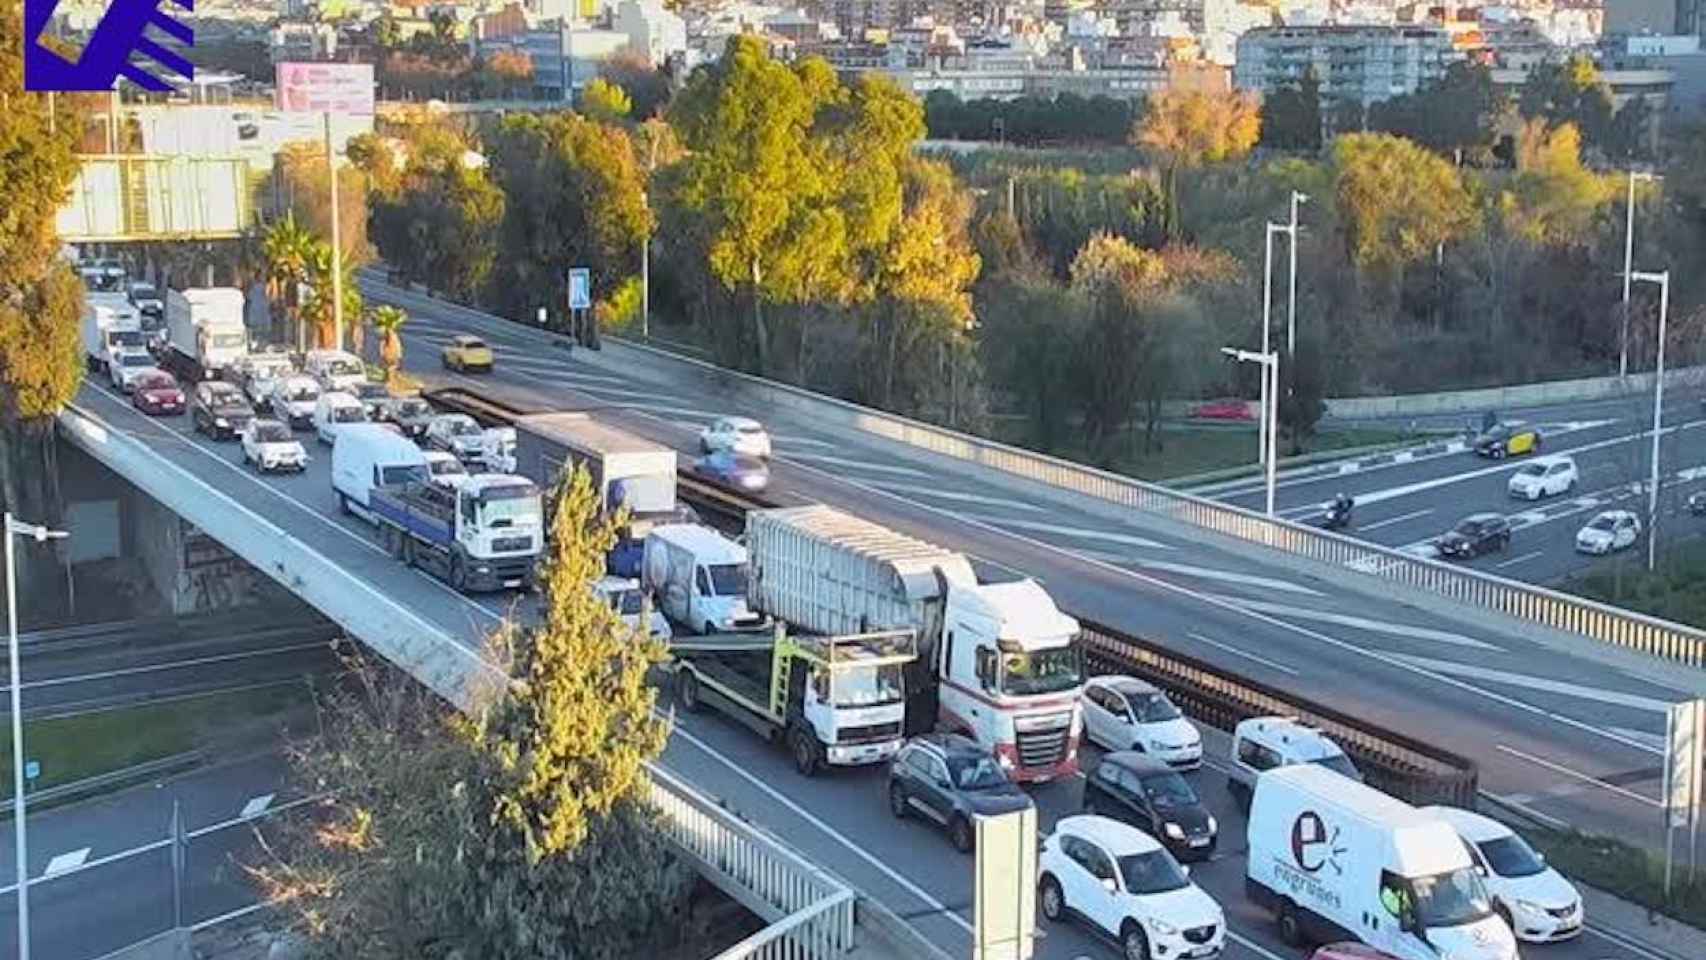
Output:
top-left (1359, 508), bottom-right (1433, 532)
top-left (784, 453), bottom-right (929, 478)
top-left (1496, 744), bottom-right (1662, 808)
top-left (43, 848), bottom-right (90, 876)
top-left (1208, 597), bottom-right (1500, 651)
top-left (982, 519), bottom-right (1170, 549)
top-left (1136, 561), bottom-right (1319, 596)
top-left (1495, 549), bottom-right (1544, 569)
top-left (865, 482), bottom-right (1045, 512)
top-left (1389, 654), bottom-right (1677, 713)
top-left (14, 641), bottom-right (329, 689)
top-left (1607, 726), bottom-right (1668, 751)
top-left (1186, 632), bottom-right (1300, 676)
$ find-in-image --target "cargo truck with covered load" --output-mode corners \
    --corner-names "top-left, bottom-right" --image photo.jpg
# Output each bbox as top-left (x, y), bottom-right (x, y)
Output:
top-left (370, 473), bottom-right (543, 592)
top-left (81, 293), bottom-right (145, 373)
top-left (743, 505), bottom-right (1084, 784)
top-left (164, 287), bottom-right (248, 382)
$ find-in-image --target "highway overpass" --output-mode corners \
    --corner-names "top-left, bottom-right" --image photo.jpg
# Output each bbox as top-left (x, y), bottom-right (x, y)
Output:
top-left (52, 273), bottom-right (1706, 960)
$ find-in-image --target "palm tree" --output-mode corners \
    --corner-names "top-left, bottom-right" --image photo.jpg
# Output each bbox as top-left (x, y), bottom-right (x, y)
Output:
top-left (370, 305), bottom-right (408, 384)
top-left (263, 214), bottom-right (316, 351)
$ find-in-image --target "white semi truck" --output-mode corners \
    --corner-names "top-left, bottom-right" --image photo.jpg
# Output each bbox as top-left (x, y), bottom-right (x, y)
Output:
top-left (743, 505), bottom-right (1085, 784)
top-left (164, 287), bottom-right (247, 382)
top-left (80, 293), bottom-right (145, 373)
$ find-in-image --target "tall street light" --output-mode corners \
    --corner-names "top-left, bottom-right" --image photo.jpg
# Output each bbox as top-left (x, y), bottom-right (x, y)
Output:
top-left (1631, 270), bottom-right (1669, 572)
top-left (1621, 171), bottom-right (1660, 380)
top-left (325, 112), bottom-right (344, 353)
top-left (5, 513), bottom-right (68, 960)
top-left (1260, 219), bottom-right (1297, 466)
top-left (1287, 191), bottom-right (1308, 356)
top-left (1225, 347), bottom-right (1280, 517)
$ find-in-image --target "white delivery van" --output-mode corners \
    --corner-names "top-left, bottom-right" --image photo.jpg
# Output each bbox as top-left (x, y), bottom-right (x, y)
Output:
top-left (331, 423), bottom-right (430, 520)
top-left (1246, 764), bottom-right (1517, 960)
top-left (304, 349), bottom-right (367, 393)
top-left (1228, 717), bottom-right (1361, 811)
top-left (314, 391), bottom-right (368, 446)
top-left (641, 524), bottom-right (767, 635)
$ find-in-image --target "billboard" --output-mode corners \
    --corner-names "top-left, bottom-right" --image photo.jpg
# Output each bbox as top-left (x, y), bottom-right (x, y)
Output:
top-left (275, 62), bottom-right (376, 114)
top-left (56, 157), bottom-right (254, 243)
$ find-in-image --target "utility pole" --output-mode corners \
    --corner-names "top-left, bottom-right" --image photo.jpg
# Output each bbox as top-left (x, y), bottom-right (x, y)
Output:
top-left (1633, 270), bottom-right (1669, 572)
top-left (1287, 191), bottom-right (1308, 356)
top-left (1622, 171), bottom-right (1660, 380)
top-left (325, 112), bottom-right (344, 353)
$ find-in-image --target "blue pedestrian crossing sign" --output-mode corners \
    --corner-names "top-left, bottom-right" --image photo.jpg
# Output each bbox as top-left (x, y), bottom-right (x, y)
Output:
top-left (568, 268), bottom-right (591, 310)
top-left (24, 761), bottom-right (39, 781)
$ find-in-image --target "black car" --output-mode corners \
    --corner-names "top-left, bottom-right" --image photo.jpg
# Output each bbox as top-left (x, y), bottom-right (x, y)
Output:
top-left (888, 733), bottom-right (1033, 853)
top-left (1437, 513), bottom-right (1511, 559)
top-left (189, 381), bottom-right (254, 440)
top-left (1082, 752), bottom-right (1218, 862)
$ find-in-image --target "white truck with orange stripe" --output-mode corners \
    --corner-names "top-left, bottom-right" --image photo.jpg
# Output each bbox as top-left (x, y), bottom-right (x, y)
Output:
top-left (743, 504), bottom-right (1083, 783)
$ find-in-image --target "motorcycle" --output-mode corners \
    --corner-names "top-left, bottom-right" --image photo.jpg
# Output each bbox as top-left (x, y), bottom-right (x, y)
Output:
top-left (1320, 500), bottom-right (1354, 530)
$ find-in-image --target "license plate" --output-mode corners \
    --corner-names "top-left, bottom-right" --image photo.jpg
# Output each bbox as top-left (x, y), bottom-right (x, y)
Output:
top-left (1188, 837), bottom-right (1210, 847)
top-left (502, 578), bottom-right (522, 588)
top-left (1187, 948), bottom-right (1217, 959)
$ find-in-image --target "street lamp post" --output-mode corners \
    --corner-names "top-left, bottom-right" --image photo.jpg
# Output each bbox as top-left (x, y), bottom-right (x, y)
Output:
top-left (1287, 191), bottom-right (1308, 356)
top-left (5, 514), bottom-right (68, 960)
top-left (1224, 347), bottom-right (1281, 516)
top-left (1631, 270), bottom-right (1669, 572)
top-left (1260, 221), bottom-right (1297, 465)
top-left (324, 112), bottom-right (344, 353)
top-left (1622, 171), bottom-right (1660, 380)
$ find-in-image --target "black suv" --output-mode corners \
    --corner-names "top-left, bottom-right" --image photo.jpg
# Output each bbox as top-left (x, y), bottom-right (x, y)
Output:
top-left (1082, 752), bottom-right (1218, 861)
top-left (190, 381), bottom-right (254, 441)
top-left (888, 734), bottom-right (1033, 852)
top-left (1437, 513), bottom-right (1511, 559)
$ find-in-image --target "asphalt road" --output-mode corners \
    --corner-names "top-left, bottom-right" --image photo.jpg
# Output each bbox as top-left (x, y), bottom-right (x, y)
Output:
top-left (54, 278), bottom-right (1706, 960)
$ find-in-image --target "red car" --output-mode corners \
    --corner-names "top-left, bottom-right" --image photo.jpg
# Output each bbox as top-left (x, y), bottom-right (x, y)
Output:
top-left (1310, 945), bottom-right (1400, 960)
top-left (130, 371), bottom-right (185, 416)
top-left (1192, 399), bottom-right (1254, 421)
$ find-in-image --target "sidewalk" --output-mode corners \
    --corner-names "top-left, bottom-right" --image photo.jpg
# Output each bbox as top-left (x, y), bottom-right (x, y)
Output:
top-left (1581, 884), bottom-right (1706, 960)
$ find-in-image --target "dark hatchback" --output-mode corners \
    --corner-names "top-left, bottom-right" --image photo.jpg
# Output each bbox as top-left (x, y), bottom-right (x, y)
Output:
top-left (888, 733), bottom-right (1033, 853)
top-left (190, 381), bottom-right (254, 440)
top-left (1082, 752), bottom-right (1218, 861)
top-left (1437, 513), bottom-right (1511, 559)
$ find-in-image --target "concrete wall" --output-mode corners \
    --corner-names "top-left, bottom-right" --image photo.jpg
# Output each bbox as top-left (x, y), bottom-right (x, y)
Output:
top-left (1323, 364), bottom-right (1706, 419)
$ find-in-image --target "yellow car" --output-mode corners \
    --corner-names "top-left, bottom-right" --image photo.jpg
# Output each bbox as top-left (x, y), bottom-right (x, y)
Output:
top-left (1472, 423), bottom-right (1541, 459)
top-left (441, 334), bottom-right (493, 373)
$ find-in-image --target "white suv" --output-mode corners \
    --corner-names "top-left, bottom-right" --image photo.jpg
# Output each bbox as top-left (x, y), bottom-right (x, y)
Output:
top-left (1039, 815), bottom-right (1225, 960)
top-left (1080, 676), bottom-right (1202, 769)
top-left (1226, 716), bottom-right (1360, 811)
top-left (1506, 457), bottom-right (1577, 501)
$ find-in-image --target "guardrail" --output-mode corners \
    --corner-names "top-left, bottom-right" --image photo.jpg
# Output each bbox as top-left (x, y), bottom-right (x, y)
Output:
top-left (1077, 622), bottom-right (1478, 806)
top-left (649, 765), bottom-right (857, 959)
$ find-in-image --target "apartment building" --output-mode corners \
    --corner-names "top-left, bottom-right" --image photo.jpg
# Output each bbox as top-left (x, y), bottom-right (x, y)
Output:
top-left (1234, 24), bottom-right (1455, 106)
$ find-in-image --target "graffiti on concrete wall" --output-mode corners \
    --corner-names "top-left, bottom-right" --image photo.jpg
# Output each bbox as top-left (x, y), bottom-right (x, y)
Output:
top-left (175, 522), bottom-right (279, 613)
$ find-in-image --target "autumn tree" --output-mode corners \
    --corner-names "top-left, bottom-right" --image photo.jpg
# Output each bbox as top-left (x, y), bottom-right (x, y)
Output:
top-left (366, 123), bottom-right (505, 301)
top-left (1131, 88), bottom-right (1261, 240)
top-left (599, 50), bottom-right (675, 119)
top-left (1519, 55), bottom-right (1615, 153)
top-left (580, 77), bottom-right (633, 123)
top-left (253, 465), bottom-right (691, 958)
top-left (370, 306), bottom-right (408, 384)
top-left (0, 4), bottom-right (87, 619)
top-left (276, 141), bottom-right (370, 270)
top-left (485, 49), bottom-right (534, 99)
top-left (1332, 133), bottom-right (1477, 277)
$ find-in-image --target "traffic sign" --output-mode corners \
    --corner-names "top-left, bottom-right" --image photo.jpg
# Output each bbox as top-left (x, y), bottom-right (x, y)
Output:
top-left (568, 268), bottom-right (591, 310)
top-left (24, 760), bottom-right (39, 781)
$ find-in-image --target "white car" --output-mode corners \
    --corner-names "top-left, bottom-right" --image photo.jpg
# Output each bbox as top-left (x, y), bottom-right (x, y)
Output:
top-left (304, 349), bottom-right (367, 393)
top-left (1575, 510), bottom-right (1640, 555)
top-left (592, 576), bottom-right (672, 641)
top-left (1421, 805), bottom-right (1583, 943)
top-left (240, 418), bottom-right (307, 473)
top-left (240, 353), bottom-right (297, 411)
top-left (314, 391), bottom-right (368, 446)
top-left (108, 349), bottom-right (158, 392)
top-left (1081, 676), bottom-right (1202, 769)
top-left (1506, 457), bottom-right (1577, 501)
top-left (700, 416), bottom-right (772, 459)
top-left (425, 413), bottom-right (486, 462)
top-left (422, 450), bottom-right (469, 490)
top-left (1039, 815), bottom-right (1225, 960)
top-left (270, 376), bottom-right (321, 431)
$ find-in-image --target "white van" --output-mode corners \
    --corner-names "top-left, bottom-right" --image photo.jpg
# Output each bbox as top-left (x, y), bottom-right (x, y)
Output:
top-left (1228, 716), bottom-right (1361, 811)
top-left (481, 426), bottom-right (517, 473)
top-left (304, 349), bottom-right (367, 393)
top-left (1246, 764), bottom-right (1517, 960)
top-left (640, 524), bottom-right (766, 635)
top-left (331, 423), bottom-right (430, 520)
top-left (314, 391), bottom-right (368, 446)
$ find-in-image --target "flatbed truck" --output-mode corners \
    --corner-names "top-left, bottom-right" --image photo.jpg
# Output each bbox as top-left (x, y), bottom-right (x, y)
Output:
top-left (371, 474), bottom-right (543, 592)
top-left (666, 625), bottom-right (918, 776)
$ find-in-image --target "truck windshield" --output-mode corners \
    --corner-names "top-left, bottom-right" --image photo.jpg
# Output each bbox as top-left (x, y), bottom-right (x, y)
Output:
top-left (1000, 647), bottom-right (1082, 697)
top-left (211, 333), bottom-right (246, 349)
top-left (1408, 868), bottom-right (1493, 930)
top-left (832, 664), bottom-right (903, 707)
top-left (381, 464), bottom-right (429, 485)
top-left (706, 563), bottom-right (747, 596)
top-left (481, 494), bottom-right (541, 528)
top-left (614, 590), bottom-right (645, 616)
top-left (609, 473), bottom-right (675, 514)
top-left (109, 330), bottom-right (145, 347)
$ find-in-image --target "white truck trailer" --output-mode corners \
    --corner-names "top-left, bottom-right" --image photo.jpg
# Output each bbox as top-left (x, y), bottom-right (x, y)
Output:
top-left (80, 293), bottom-right (145, 373)
top-left (164, 287), bottom-right (247, 382)
top-left (744, 505), bottom-right (1084, 784)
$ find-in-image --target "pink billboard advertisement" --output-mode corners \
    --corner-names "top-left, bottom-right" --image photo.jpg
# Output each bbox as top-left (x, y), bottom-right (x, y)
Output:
top-left (275, 62), bottom-right (375, 114)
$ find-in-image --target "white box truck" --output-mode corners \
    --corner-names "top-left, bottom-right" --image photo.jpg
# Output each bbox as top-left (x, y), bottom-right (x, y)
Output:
top-left (164, 287), bottom-right (247, 382)
top-left (743, 505), bottom-right (1084, 784)
top-left (1245, 764), bottom-right (1518, 960)
top-left (80, 293), bottom-right (145, 373)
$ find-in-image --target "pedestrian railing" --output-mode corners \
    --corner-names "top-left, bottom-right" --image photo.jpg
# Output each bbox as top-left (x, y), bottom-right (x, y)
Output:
top-left (648, 765), bottom-right (857, 959)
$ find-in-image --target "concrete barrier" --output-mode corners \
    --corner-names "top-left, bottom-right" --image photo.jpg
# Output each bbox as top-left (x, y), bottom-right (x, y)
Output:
top-left (1325, 365), bottom-right (1706, 420)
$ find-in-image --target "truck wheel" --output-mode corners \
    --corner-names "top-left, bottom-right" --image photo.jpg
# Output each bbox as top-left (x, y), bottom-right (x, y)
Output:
top-left (677, 670), bottom-right (701, 712)
top-left (401, 537), bottom-right (417, 568)
top-left (1277, 900), bottom-right (1303, 947)
top-left (791, 728), bottom-right (820, 777)
top-left (338, 494), bottom-right (352, 516)
top-left (450, 556), bottom-right (468, 592)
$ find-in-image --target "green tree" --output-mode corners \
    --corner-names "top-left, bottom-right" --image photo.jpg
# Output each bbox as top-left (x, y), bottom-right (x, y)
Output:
top-left (1332, 133), bottom-right (1477, 275)
top-left (276, 141), bottom-right (370, 270)
top-left (263, 213), bottom-right (317, 350)
top-left (1260, 70), bottom-right (1322, 152)
top-left (1131, 88), bottom-right (1261, 240)
top-left (580, 77), bottom-right (633, 123)
top-left (1519, 55), bottom-right (1615, 152)
top-left (368, 124), bottom-right (506, 301)
top-left (253, 466), bottom-right (690, 958)
top-left (1607, 95), bottom-right (1653, 162)
top-left (1278, 335), bottom-right (1329, 448)
top-left (1368, 63), bottom-right (1504, 159)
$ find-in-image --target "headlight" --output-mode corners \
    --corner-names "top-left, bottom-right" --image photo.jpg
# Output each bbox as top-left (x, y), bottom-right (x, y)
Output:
top-left (1163, 822), bottom-right (1185, 840)
top-left (996, 752), bottom-right (1015, 769)
top-left (1515, 899), bottom-right (1544, 916)
top-left (1149, 739), bottom-right (1168, 751)
top-left (1149, 918), bottom-right (1178, 936)
top-left (215, 417), bottom-right (229, 427)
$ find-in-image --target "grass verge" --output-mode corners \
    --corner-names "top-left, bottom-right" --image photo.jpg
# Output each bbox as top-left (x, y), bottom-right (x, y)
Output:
top-left (0, 684), bottom-right (311, 791)
top-left (986, 422), bottom-right (1414, 482)
top-left (1563, 537), bottom-right (1706, 629)
top-left (1526, 827), bottom-right (1706, 929)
